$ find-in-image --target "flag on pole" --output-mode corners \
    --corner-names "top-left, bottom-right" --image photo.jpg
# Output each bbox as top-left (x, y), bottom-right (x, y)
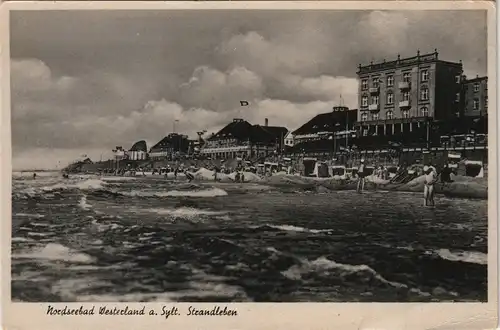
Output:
top-left (240, 101), bottom-right (249, 106)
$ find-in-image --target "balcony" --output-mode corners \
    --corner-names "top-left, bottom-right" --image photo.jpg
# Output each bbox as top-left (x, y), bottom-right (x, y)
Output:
top-left (398, 81), bottom-right (411, 90)
top-left (368, 103), bottom-right (380, 111)
top-left (399, 100), bottom-right (411, 108)
top-left (369, 87), bottom-right (380, 94)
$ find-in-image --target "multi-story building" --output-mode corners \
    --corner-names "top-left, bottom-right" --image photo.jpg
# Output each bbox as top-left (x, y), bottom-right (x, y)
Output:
top-left (355, 49), bottom-right (463, 138)
top-left (149, 133), bottom-right (189, 160)
top-left (200, 118), bottom-right (288, 159)
top-left (287, 106), bottom-right (358, 154)
top-left (463, 76), bottom-right (488, 117)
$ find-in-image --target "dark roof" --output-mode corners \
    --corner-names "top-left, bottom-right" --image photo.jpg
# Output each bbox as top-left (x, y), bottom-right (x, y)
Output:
top-left (293, 110), bottom-right (358, 136)
top-left (150, 134), bottom-right (188, 152)
top-left (129, 140), bottom-right (147, 152)
top-left (209, 120), bottom-right (289, 144)
top-left (208, 119), bottom-right (254, 141)
top-left (150, 137), bottom-right (170, 151)
top-left (249, 125), bottom-right (276, 144)
top-left (259, 126), bottom-right (288, 139)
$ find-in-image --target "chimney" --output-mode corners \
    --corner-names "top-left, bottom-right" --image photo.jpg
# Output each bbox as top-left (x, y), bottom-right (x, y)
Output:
top-left (265, 118), bottom-right (269, 127)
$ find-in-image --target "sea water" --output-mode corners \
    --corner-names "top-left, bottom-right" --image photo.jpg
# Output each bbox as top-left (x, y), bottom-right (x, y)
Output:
top-left (11, 172), bottom-right (487, 302)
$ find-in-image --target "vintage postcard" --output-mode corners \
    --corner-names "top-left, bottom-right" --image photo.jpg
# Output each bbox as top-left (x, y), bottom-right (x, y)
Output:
top-left (1, 1), bottom-right (497, 329)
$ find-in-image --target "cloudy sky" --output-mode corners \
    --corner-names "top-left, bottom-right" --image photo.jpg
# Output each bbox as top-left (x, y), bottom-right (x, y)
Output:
top-left (10, 10), bottom-right (487, 169)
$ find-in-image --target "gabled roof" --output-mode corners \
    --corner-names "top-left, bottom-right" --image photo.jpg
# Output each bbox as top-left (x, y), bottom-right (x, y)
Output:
top-left (150, 136), bottom-right (171, 151)
top-left (293, 110), bottom-right (357, 136)
top-left (260, 126), bottom-right (288, 139)
top-left (249, 125), bottom-right (274, 144)
top-left (150, 134), bottom-right (188, 152)
top-left (208, 119), bottom-right (254, 141)
top-left (209, 120), bottom-right (288, 144)
top-left (129, 140), bottom-right (147, 152)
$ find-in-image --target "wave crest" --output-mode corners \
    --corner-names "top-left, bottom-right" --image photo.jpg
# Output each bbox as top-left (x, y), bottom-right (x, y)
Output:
top-left (282, 256), bottom-right (431, 296)
top-left (121, 187), bottom-right (228, 198)
top-left (13, 243), bottom-right (94, 264)
top-left (431, 249), bottom-right (487, 265)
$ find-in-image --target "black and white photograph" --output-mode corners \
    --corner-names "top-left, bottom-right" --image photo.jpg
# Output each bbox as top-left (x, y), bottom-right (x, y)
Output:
top-left (8, 5), bottom-right (492, 306)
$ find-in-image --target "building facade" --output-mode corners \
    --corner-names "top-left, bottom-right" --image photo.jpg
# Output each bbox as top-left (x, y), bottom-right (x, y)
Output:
top-left (288, 107), bottom-right (358, 154)
top-left (127, 140), bottom-right (148, 160)
top-left (149, 133), bottom-right (189, 160)
top-left (355, 50), bottom-right (463, 137)
top-left (200, 118), bottom-right (288, 159)
top-left (463, 76), bottom-right (488, 117)
top-left (284, 132), bottom-right (295, 147)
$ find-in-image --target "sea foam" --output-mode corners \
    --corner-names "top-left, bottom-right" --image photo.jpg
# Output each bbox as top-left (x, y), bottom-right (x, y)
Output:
top-left (13, 243), bottom-right (94, 264)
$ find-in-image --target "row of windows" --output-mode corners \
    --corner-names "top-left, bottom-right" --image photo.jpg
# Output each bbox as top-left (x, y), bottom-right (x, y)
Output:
top-left (360, 107), bottom-right (430, 121)
top-left (361, 89), bottom-right (429, 106)
top-left (361, 70), bottom-right (430, 90)
top-left (362, 72), bottom-right (466, 90)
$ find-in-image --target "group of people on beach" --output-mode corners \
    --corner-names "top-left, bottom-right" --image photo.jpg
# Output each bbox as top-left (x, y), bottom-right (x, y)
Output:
top-left (355, 159), bottom-right (454, 207)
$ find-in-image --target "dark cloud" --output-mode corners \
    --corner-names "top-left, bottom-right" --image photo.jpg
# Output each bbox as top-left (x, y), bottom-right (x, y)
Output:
top-left (9, 10), bottom-right (487, 169)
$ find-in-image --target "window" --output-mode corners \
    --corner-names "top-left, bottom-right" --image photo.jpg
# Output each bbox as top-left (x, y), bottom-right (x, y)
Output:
top-left (361, 113), bottom-right (368, 121)
top-left (403, 72), bottom-right (411, 83)
top-left (363, 129), bottom-right (368, 136)
top-left (421, 70), bottom-right (429, 82)
top-left (421, 107), bottom-right (429, 117)
top-left (386, 92), bottom-right (394, 104)
top-left (386, 75), bottom-right (394, 87)
top-left (455, 75), bottom-right (461, 83)
top-left (455, 93), bottom-right (460, 102)
top-left (386, 110), bottom-right (394, 120)
top-left (473, 98), bottom-right (480, 110)
top-left (361, 95), bottom-right (368, 107)
top-left (402, 110), bottom-right (410, 118)
top-left (372, 77), bottom-right (380, 88)
top-left (372, 113), bottom-right (379, 120)
top-left (361, 79), bottom-right (368, 90)
top-left (372, 95), bottom-right (379, 105)
top-left (474, 83), bottom-right (480, 92)
top-left (402, 91), bottom-right (410, 101)
top-left (421, 87), bottom-right (429, 100)
top-left (485, 96), bottom-right (488, 108)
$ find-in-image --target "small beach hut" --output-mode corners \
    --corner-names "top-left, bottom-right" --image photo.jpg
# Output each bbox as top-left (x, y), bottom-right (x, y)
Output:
top-left (303, 158), bottom-right (317, 176)
top-left (459, 160), bottom-right (483, 177)
top-left (313, 161), bottom-right (329, 178)
top-left (330, 165), bottom-right (346, 178)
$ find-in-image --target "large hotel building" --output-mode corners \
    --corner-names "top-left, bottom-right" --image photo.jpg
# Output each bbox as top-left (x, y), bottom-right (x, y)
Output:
top-left (463, 76), bottom-right (488, 117)
top-left (354, 50), bottom-right (464, 137)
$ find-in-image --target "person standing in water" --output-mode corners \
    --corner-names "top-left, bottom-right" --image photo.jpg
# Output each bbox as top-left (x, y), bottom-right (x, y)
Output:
top-left (32, 172), bottom-right (37, 179)
top-left (424, 165), bottom-right (438, 206)
top-left (356, 159), bottom-right (366, 193)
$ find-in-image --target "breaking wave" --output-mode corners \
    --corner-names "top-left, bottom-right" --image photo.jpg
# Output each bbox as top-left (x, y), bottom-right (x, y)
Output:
top-left (14, 213), bottom-right (45, 218)
top-left (12, 243), bottom-right (94, 264)
top-left (148, 207), bottom-right (227, 218)
top-left (281, 256), bottom-right (431, 296)
top-left (267, 224), bottom-right (332, 234)
top-left (14, 178), bottom-right (229, 200)
top-left (16, 179), bottom-right (107, 198)
top-left (121, 187), bottom-right (228, 198)
top-left (431, 249), bottom-right (487, 265)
